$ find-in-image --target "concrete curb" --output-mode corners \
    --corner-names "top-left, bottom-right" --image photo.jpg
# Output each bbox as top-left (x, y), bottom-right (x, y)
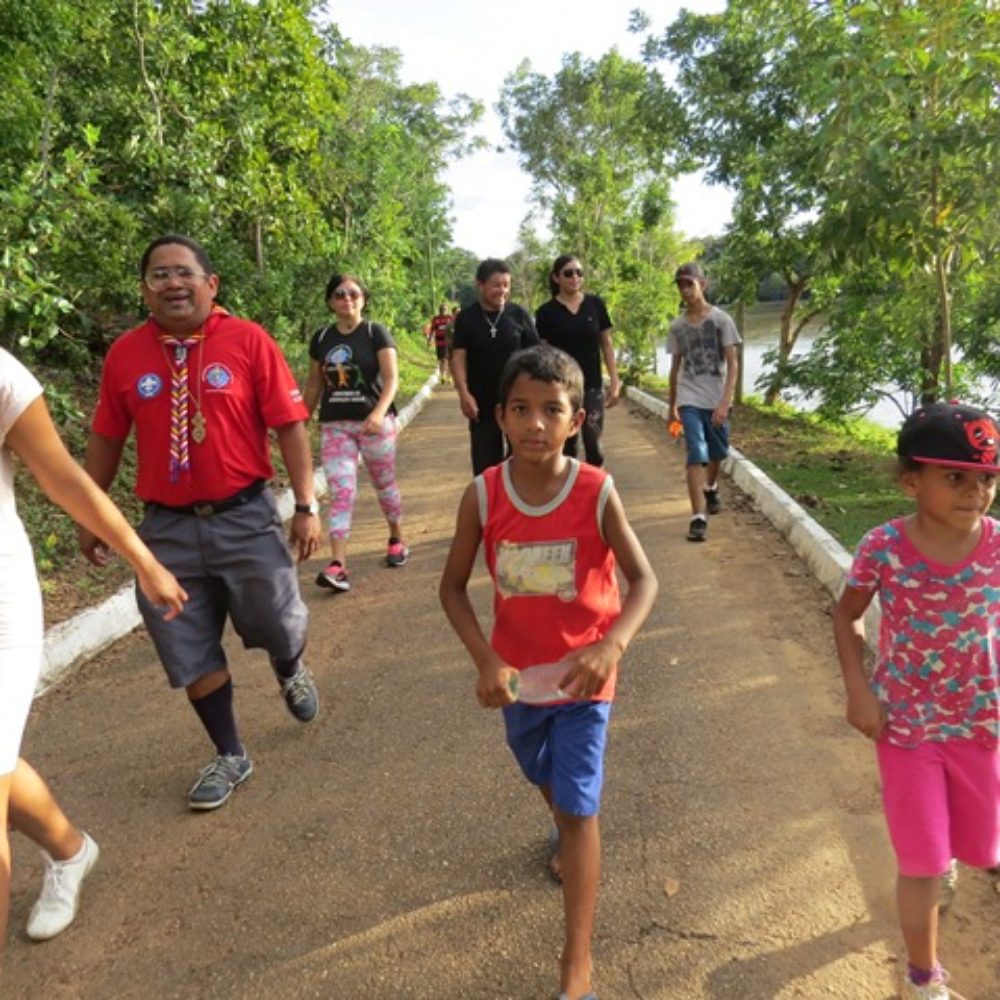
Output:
top-left (625, 385), bottom-right (881, 651)
top-left (37, 371), bottom-right (442, 697)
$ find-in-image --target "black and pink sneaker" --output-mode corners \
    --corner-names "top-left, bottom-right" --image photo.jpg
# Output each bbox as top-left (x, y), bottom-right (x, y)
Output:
top-left (316, 560), bottom-right (350, 591)
top-left (386, 538), bottom-right (409, 567)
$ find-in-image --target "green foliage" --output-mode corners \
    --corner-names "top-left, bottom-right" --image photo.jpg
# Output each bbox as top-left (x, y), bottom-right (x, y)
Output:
top-left (648, 1), bottom-right (832, 401)
top-left (0, 0), bottom-right (480, 618)
top-left (644, 0), bottom-right (1000, 413)
top-left (815, 0), bottom-right (1000, 402)
top-left (0, 0), bottom-right (483, 366)
top-left (498, 48), bottom-right (689, 375)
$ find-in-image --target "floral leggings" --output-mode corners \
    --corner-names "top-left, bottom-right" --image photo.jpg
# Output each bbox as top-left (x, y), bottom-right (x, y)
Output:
top-left (320, 417), bottom-right (402, 539)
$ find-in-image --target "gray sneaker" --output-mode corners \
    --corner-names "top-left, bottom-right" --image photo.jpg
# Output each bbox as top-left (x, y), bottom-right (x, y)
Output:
top-left (188, 753), bottom-right (253, 811)
top-left (277, 664), bottom-right (319, 723)
top-left (687, 516), bottom-right (708, 542)
top-left (704, 486), bottom-right (722, 515)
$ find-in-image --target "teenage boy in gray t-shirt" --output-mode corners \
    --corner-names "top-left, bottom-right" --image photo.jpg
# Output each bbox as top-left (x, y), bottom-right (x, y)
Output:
top-left (666, 262), bottom-right (740, 543)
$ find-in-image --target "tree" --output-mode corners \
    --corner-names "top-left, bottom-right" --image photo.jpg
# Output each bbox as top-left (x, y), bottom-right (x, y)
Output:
top-left (816, 0), bottom-right (1000, 404)
top-left (648, 1), bottom-right (834, 403)
top-left (0, 0), bottom-right (484, 366)
top-left (649, 0), bottom-right (1000, 413)
top-left (498, 48), bottom-right (688, 376)
top-left (317, 36), bottom-right (483, 332)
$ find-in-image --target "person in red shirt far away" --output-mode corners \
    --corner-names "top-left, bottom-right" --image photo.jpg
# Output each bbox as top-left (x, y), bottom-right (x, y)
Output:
top-left (79, 234), bottom-right (322, 813)
top-left (440, 344), bottom-right (658, 1000)
top-left (425, 302), bottom-right (453, 384)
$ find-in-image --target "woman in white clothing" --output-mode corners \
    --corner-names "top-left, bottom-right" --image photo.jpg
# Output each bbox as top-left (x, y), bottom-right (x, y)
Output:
top-left (0, 347), bottom-right (186, 957)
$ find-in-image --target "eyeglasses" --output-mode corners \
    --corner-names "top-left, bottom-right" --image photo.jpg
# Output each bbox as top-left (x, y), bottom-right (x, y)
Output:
top-left (332, 288), bottom-right (363, 300)
top-left (676, 279), bottom-right (696, 289)
top-left (561, 268), bottom-right (584, 278)
top-left (144, 266), bottom-right (209, 290)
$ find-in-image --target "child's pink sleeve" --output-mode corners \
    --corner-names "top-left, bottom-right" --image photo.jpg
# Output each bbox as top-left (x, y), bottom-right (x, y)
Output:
top-left (846, 529), bottom-right (882, 592)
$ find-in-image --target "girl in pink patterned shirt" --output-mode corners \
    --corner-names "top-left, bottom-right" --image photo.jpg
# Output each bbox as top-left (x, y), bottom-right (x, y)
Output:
top-left (833, 401), bottom-right (1000, 1000)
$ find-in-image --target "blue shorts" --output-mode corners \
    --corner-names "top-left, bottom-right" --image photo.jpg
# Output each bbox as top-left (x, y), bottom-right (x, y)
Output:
top-left (502, 701), bottom-right (612, 817)
top-left (679, 405), bottom-right (730, 466)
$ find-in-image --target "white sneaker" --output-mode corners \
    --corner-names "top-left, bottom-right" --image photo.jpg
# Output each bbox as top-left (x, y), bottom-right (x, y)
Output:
top-left (902, 967), bottom-right (968, 999)
top-left (26, 831), bottom-right (100, 941)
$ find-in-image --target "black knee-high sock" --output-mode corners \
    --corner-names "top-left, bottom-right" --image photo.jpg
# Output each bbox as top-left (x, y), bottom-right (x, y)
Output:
top-left (270, 645), bottom-right (304, 680)
top-left (189, 679), bottom-right (243, 757)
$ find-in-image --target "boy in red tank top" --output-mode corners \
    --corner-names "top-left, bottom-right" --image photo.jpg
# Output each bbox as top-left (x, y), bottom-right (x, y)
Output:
top-left (440, 345), bottom-right (658, 1000)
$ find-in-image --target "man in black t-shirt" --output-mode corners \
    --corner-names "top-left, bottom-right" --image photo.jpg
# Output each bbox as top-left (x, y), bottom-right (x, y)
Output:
top-left (451, 258), bottom-right (539, 474)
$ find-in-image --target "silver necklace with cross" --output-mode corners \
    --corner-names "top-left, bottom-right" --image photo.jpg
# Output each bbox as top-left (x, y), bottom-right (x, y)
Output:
top-left (482, 303), bottom-right (505, 338)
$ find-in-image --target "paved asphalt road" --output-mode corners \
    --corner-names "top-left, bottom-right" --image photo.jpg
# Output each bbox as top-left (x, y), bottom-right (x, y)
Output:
top-left (4, 390), bottom-right (996, 999)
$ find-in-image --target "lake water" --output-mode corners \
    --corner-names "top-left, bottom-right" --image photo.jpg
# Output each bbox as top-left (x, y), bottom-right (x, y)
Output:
top-left (654, 309), bottom-right (904, 430)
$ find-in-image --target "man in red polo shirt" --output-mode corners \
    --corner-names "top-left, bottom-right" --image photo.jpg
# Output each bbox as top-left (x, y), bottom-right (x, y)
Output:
top-left (80, 234), bottom-right (322, 811)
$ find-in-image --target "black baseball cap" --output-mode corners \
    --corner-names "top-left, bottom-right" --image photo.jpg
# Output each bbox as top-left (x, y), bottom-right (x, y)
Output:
top-left (897, 401), bottom-right (1000, 473)
top-left (675, 262), bottom-right (706, 284)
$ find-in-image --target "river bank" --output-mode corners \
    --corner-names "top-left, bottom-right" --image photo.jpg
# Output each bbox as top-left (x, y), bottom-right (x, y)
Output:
top-left (652, 301), bottom-right (909, 429)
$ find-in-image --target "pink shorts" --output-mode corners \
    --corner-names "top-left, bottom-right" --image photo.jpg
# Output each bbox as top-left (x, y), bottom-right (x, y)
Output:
top-left (877, 739), bottom-right (1000, 877)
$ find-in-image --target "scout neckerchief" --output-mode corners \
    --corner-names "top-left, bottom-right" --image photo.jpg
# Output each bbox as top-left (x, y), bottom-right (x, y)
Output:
top-left (158, 330), bottom-right (205, 481)
top-left (154, 305), bottom-right (228, 481)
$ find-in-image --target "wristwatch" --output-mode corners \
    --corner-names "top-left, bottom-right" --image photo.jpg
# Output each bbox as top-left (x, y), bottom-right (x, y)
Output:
top-left (294, 500), bottom-right (320, 516)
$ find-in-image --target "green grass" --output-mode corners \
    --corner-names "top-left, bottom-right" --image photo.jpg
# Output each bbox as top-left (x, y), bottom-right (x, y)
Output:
top-left (393, 331), bottom-right (438, 401)
top-left (637, 374), bottom-right (906, 549)
top-left (731, 399), bottom-right (904, 549)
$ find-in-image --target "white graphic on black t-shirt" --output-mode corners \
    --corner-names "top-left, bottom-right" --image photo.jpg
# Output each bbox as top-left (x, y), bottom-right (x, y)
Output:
top-left (323, 344), bottom-right (370, 404)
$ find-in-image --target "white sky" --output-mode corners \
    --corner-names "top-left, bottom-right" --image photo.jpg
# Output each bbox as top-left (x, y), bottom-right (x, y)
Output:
top-left (326, 1), bottom-right (733, 259)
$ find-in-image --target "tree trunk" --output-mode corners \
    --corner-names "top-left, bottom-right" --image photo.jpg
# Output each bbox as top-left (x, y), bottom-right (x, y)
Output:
top-left (919, 331), bottom-right (943, 407)
top-left (763, 277), bottom-right (809, 406)
top-left (133, 0), bottom-right (164, 147)
top-left (425, 226), bottom-right (436, 315)
top-left (934, 249), bottom-right (953, 400)
top-left (734, 299), bottom-right (745, 404)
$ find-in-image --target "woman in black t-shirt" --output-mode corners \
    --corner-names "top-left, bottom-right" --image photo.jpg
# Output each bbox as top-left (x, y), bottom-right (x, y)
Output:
top-left (304, 273), bottom-right (408, 592)
top-left (535, 254), bottom-right (621, 467)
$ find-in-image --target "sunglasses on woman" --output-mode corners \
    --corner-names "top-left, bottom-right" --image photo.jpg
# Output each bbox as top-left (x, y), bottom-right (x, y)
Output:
top-left (333, 288), bottom-right (363, 300)
top-left (560, 268), bottom-right (584, 278)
